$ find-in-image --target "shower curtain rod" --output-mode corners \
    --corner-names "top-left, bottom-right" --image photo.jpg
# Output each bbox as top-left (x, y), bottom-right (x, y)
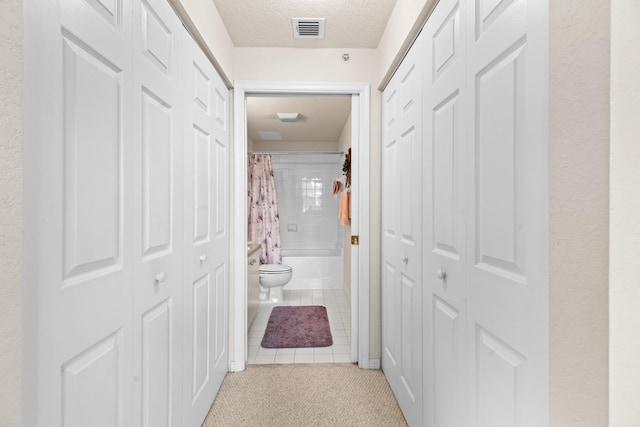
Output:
top-left (249, 151), bottom-right (344, 155)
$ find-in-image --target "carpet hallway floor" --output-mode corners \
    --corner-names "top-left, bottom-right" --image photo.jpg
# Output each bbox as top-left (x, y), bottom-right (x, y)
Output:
top-left (202, 363), bottom-right (408, 427)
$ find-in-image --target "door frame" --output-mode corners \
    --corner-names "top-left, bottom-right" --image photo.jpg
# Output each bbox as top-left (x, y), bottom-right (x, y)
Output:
top-left (231, 81), bottom-right (371, 371)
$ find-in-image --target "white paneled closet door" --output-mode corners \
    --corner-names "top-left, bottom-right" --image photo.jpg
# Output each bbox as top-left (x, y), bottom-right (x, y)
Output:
top-left (30, 0), bottom-right (135, 424)
top-left (27, 0), bottom-right (231, 425)
top-left (422, 0), bottom-right (468, 426)
top-left (465, 0), bottom-right (548, 425)
top-left (182, 28), bottom-right (230, 427)
top-left (382, 0), bottom-right (548, 425)
top-left (132, 0), bottom-right (184, 425)
top-left (381, 32), bottom-right (425, 427)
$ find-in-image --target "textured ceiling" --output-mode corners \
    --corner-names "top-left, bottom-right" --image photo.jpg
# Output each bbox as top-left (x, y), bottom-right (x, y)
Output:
top-left (211, 0), bottom-right (398, 48)
top-left (247, 96), bottom-right (351, 144)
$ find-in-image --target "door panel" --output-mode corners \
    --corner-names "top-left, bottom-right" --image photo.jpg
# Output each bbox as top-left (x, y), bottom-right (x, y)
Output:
top-left (62, 34), bottom-right (122, 282)
top-left (141, 299), bottom-right (173, 427)
top-left (62, 332), bottom-right (123, 427)
top-left (35, 0), bottom-right (134, 424)
top-left (133, 0), bottom-right (184, 425)
top-left (466, 0), bottom-right (548, 425)
top-left (141, 89), bottom-right (173, 257)
top-left (382, 32), bottom-right (424, 427)
top-left (422, 0), bottom-right (467, 425)
top-left (182, 27), bottom-right (230, 427)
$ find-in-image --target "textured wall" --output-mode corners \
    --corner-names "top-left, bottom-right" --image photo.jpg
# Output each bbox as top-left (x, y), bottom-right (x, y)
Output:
top-left (0, 0), bottom-right (22, 425)
top-left (234, 47), bottom-right (382, 359)
top-left (610, 0), bottom-right (640, 424)
top-left (549, 1), bottom-right (610, 425)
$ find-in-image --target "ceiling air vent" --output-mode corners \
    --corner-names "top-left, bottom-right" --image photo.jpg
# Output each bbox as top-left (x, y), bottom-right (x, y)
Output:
top-left (292, 18), bottom-right (325, 39)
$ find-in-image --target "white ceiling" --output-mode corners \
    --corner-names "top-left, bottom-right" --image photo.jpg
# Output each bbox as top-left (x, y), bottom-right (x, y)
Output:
top-left (214, 0), bottom-right (397, 146)
top-left (211, 0), bottom-right (398, 49)
top-left (247, 95), bottom-right (351, 144)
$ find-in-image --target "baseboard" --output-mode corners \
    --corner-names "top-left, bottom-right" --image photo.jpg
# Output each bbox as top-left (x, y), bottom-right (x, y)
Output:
top-left (368, 359), bottom-right (381, 369)
top-left (228, 360), bottom-right (245, 372)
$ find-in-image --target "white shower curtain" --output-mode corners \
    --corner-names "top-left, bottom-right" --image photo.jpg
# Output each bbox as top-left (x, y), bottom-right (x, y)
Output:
top-left (248, 154), bottom-right (282, 264)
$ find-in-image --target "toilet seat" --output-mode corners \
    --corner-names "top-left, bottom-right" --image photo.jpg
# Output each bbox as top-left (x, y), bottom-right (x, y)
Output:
top-left (259, 264), bottom-right (292, 274)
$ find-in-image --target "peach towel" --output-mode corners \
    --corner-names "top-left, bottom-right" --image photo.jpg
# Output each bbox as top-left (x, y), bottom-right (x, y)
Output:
top-left (339, 190), bottom-right (351, 225)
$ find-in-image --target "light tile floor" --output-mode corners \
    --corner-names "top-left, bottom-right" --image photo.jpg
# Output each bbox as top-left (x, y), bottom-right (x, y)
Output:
top-left (247, 289), bottom-right (352, 365)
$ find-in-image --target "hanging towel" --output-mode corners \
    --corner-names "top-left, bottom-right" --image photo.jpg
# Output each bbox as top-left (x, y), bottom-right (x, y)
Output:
top-left (339, 189), bottom-right (351, 226)
top-left (332, 179), bottom-right (342, 196)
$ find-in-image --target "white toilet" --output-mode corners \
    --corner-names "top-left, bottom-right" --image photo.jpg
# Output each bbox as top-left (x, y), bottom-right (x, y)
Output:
top-left (258, 264), bottom-right (293, 303)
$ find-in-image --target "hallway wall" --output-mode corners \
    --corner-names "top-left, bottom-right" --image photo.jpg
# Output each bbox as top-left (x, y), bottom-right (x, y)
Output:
top-left (550, 1), bottom-right (610, 425)
top-left (610, 0), bottom-right (640, 424)
top-left (377, 0), bottom-right (438, 89)
top-left (170, 0), bottom-right (235, 84)
top-left (234, 47), bottom-right (383, 360)
top-left (0, 0), bottom-right (22, 425)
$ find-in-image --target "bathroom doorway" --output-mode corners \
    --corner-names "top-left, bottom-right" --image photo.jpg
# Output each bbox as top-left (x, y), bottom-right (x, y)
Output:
top-left (231, 81), bottom-right (371, 371)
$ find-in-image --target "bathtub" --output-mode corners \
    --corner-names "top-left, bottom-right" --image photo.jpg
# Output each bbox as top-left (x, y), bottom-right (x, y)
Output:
top-left (281, 248), bottom-right (344, 290)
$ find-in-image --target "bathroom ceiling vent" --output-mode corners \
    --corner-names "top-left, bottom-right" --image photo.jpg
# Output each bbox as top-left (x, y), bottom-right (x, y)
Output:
top-left (292, 18), bottom-right (325, 39)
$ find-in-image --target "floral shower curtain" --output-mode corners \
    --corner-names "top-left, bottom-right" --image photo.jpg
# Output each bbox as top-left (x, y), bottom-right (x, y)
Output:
top-left (248, 154), bottom-right (282, 265)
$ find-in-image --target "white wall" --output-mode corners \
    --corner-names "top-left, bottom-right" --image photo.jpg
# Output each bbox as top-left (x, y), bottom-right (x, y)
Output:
top-left (376, 0), bottom-right (437, 88)
top-left (170, 0), bottom-right (235, 84)
top-left (0, 0), bottom-right (22, 425)
top-left (549, 1), bottom-right (610, 425)
top-left (234, 47), bottom-right (383, 359)
top-left (610, 0), bottom-right (640, 425)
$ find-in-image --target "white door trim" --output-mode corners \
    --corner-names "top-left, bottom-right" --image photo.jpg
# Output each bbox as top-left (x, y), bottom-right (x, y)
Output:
top-left (231, 81), bottom-right (371, 371)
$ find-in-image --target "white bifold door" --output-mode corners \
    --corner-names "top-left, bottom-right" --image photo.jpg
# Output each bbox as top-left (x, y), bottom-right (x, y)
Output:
top-left (181, 26), bottom-right (230, 427)
top-left (132, 1), bottom-right (184, 425)
top-left (24, 0), bottom-right (230, 425)
top-left (381, 33), bottom-right (425, 427)
top-left (382, 0), bottom-right (548, 425)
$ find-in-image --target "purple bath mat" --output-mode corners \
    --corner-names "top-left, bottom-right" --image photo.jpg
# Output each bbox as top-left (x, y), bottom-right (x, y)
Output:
top-left (261, 305), bottom-right (333, 349)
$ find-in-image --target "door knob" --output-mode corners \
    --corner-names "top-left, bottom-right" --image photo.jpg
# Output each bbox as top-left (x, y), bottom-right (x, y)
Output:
top-left (155, 272), bottom-right (166, 283)
top-left (401, 256), bottom-right (408, 264)
top-left (437, 269), bottom-right (447, 281)
top-left (199, 254), bottom-right (207, 263)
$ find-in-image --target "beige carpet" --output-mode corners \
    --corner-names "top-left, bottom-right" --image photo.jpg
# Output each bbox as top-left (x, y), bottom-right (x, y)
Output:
top-left (202, 363), bottom-right (408, 427)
